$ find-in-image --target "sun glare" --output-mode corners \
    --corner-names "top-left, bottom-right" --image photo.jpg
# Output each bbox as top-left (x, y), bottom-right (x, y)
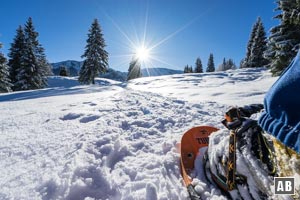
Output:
top-left (102, 3), bottom-right (199, 70)
top-left (135, 46), bottom-right (150, 62)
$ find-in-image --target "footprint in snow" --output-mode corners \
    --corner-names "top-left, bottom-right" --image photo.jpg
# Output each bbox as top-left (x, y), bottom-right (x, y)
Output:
top-left (83, 101), bottom-right (97, 106)
top-left (79, 115), bottom-right (100, 123)
top-left (60, 113), bottom-right (84, 120)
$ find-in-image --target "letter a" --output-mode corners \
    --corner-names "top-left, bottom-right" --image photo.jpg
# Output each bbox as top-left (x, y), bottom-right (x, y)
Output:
top-left (277, 181), bottom-right (284, 191)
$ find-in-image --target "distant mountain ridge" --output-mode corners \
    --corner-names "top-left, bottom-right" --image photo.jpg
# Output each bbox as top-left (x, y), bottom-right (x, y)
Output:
top-left (51, 60), bottom-right (82, 71)
top-left (51, 60), bottom-right (82, 77)
top-left (50, 60), bottom-right (183, 81)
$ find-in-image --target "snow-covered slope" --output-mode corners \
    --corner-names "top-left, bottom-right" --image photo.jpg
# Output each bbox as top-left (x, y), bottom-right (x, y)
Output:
top-left (0, 68), bottom-right (282, 199)
top-left (130, 68), bottom-right (274, 106)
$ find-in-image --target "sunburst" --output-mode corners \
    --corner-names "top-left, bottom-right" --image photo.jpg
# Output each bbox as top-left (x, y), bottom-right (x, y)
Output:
top-left (135, 46), bottom-right (150, 62)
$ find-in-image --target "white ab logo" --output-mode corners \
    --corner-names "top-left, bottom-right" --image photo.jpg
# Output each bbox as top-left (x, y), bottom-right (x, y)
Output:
top-left (275, 177), bottom-right (295, 195)
top-left (277, 180), bottom-right (292, 191)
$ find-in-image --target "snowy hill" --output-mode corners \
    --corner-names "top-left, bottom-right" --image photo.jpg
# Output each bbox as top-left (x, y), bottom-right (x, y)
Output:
top-left (0, 68), bottom-right (285, 199)
top-left (130, 67), bottom-right (275, 105)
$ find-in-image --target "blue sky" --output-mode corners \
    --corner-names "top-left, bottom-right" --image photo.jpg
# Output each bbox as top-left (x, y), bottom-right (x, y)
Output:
top-left (0, 0), bottom-right (278, 72)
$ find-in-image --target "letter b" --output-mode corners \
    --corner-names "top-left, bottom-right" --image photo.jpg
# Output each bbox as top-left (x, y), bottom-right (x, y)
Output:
top-left (286, 181), bottom-right (292, 191)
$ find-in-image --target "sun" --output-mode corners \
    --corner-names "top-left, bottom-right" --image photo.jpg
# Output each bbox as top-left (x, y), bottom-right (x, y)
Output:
top-left (135, 46), bottom-right (150, 62)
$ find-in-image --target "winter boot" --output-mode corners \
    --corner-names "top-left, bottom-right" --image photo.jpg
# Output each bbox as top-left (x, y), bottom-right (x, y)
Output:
top-left (204, 105), bottom-right (279, 199)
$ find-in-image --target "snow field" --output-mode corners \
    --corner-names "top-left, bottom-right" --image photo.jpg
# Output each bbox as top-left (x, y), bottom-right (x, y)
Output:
top-left (0, 68), bottom-right (282, 199)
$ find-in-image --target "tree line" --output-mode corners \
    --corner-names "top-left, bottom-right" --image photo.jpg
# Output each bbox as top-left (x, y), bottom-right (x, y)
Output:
top-left (182, 0), bottom-right (300, 76)
top-left (183, 54), bottom-right (237, 74)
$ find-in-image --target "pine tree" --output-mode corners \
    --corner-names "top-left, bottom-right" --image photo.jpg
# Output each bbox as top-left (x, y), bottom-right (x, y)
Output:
top-left (183, 65), bottom-right (189, 73)
top-left (241, 18), bottom-right (260, 68)
top-left (249, 18), bottom-right (268, 67)
top-left (265, 0), bottom-right (300, 76)
top-left (0, 43), bottom-right (12, 92)
top-left (241, 17), bottom-right (268, 68)
top-left (127, 57), bottom-right (142, 81)
top-left (79, 19), bottom-right (108, 84)
top-left (59, 66), bottom-right (68, 76)
top-left (206, 53), bottom-right (215, 72)
top-left (189, 65), bottom-right (193, 73)
top-left (194, 57), bottom-right (203, 73)
top-left (11, 17), bottom-right (51, 90)
top-left (18, 39), bottom-right (39, 90)
top-left (8, 25), bottom-right (26, 89)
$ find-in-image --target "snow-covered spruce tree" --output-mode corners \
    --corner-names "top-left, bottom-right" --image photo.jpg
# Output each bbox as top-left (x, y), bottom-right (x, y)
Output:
top-left (241, 18), bottom-right (260, 68)
top-left (249, 17), bottom-right (268, 67)
top-left (0, 43), bottom-right (12, 92)
top-left (194, 57), bottom-right (203, 73)
top-left (79, 19), bottom-right (108, 84)
top-left (241, 17), bottom-right (267, 68)
top-left (8, 25), bottom-right (26, 90)
top-left (206, 53), bottom-right (215, 72)
top-left (127, 57), bottom-right (142, 81)
top-left (265, 0), bottom-right (300, 76)
top-left (12, 17), bottom-right (51, 90)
